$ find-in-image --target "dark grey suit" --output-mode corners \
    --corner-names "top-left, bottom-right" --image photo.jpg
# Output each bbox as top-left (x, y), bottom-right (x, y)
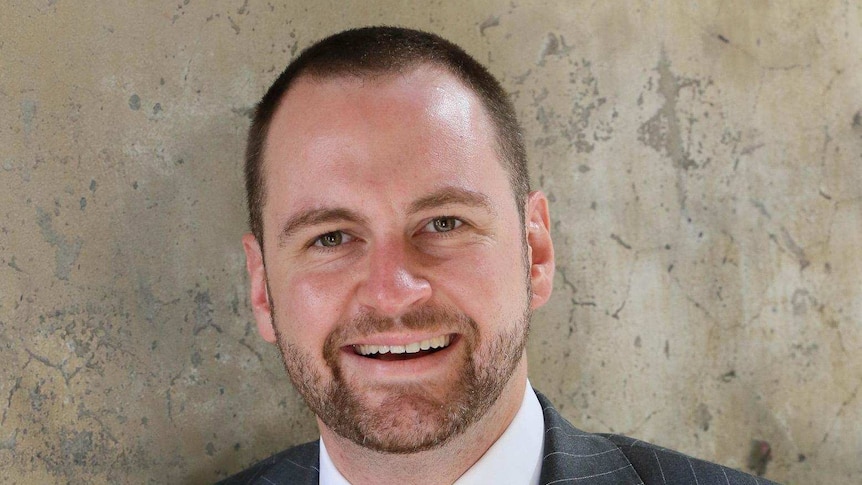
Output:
top-left (218, 392), bottom-right (780, 484)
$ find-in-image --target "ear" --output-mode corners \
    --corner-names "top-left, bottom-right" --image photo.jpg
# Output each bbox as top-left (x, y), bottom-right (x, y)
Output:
top-left (242, 233), bottom-right (277, 343)
top-left (525, 191), bottom-right (555, 310)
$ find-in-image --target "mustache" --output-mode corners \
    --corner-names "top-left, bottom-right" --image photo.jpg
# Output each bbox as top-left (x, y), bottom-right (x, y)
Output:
top-left (350, 305), bottom-right (475, 334)
top-left (323, 305), bottom-right (478, 361)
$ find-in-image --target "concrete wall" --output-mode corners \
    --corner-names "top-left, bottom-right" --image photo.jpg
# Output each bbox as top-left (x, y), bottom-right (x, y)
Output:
top-left (2, 1), bottom-right (859, 483)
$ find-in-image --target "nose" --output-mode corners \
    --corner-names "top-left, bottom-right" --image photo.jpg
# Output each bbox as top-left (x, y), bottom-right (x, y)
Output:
top-left (356, 239), bottom-right (432, 317)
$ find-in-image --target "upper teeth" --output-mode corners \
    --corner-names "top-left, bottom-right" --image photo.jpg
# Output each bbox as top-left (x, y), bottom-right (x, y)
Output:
top-left (355, 335), bottom-right (451, 356)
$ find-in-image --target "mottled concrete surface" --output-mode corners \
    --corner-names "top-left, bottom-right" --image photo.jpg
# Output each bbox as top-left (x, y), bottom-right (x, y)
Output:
top-left (1, 1), bottom-right (859, 484)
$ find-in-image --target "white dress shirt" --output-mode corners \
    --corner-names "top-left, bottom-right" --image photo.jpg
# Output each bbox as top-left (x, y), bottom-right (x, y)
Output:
top-left (319, 380), bottom-right (545, 485)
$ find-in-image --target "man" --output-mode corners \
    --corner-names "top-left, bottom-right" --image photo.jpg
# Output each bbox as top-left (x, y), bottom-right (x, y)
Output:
top-left (223, 27), bottom-right (777, 485)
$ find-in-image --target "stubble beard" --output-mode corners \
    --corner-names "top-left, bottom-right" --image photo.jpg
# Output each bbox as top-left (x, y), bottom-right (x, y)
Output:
top-left (272, 303), bottom-right (531, 454)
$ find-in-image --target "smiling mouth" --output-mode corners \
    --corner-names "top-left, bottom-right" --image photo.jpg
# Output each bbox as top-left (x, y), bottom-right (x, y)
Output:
top-left (352, 335), bottom-right (453, 361)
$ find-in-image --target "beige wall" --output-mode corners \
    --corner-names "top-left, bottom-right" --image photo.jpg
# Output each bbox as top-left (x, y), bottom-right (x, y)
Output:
top-left (2, 1), bottom-right (860, 483)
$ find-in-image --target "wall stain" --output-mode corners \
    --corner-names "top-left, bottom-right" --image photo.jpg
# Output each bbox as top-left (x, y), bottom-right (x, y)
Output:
top-left (0, 429), bottom-right (17, 451)
top-left (695, 403), bottom-right (713, 431)
top-left (479, 15), bottom-right (500, 36)
top-left (193, 289), bottom-right (222, 334)
top-left (747, 439), bottom-right (772, 476)
top-left (537, 32), bottom-right (573, 66)
top-left (61, 429), bottom-right (94, 466)
top-left (228, 16), bottom-right (240, 35)
top-left (720, 370), bottom-right (736, 382)
top-left (610, 233), bottom-right (632, 250)
top-left (20, 99), bottom-right (37, 134)
top-left (638, 50), bottom-right (699, 172)
top-left (36, 207), bottom-right (83, 281)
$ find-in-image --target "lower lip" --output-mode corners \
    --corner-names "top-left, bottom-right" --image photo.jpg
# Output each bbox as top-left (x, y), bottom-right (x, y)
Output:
top-left (339, 334), bottom-right (461, 379)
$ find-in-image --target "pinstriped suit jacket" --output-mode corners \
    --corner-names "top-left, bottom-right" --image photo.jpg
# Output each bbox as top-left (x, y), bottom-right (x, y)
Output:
top-left (217, 391), bottom-right (779, 485)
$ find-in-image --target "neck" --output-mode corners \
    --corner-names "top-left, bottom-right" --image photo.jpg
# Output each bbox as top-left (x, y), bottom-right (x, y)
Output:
top-left (319, 361), bottom-right (528, 485)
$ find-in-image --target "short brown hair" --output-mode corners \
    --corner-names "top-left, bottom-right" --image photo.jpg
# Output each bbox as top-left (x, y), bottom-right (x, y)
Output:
top-left (245, 26), bottom-right (529, 247)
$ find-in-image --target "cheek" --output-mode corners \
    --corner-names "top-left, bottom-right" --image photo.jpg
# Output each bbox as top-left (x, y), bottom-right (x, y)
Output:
top-left (271, 269), bottom-right (353, 344)
top-left (437, 245), bottom-right (527, 314)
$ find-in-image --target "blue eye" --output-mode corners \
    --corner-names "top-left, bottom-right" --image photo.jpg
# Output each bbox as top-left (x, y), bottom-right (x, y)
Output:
top-left (426, 217), bottom-right (462, 233)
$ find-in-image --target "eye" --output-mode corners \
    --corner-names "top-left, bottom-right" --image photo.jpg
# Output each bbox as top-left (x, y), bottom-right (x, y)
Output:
top-left (425, 217), bottom-right (463, 233)
top-left (313, 231), bottom-right (351, 248)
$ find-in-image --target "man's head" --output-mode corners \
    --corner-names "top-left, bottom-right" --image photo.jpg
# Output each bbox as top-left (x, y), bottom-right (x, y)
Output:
top-left (241, 27), bottom-right (554, 454)
top-left (245, 26), bottom-right (530, 248)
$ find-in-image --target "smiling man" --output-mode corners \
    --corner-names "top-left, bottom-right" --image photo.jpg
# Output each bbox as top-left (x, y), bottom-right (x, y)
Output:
top-left (221, 27), bottom-right (778, 485)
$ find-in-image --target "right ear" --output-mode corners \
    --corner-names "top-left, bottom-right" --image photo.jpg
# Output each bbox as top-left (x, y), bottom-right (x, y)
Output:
top-left (242, 233), bottom-right (277, 343)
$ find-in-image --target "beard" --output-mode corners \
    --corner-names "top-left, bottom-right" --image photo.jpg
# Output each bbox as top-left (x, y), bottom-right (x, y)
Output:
top-left (272, 303), bottom-right (531, 454)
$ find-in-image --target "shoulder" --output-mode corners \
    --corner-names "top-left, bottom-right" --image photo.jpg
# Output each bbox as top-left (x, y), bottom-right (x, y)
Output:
top-left (534, 390), bottom-right (781, 485)
top-left (215, 440), bottom-right (320, 485)
top-left (597, 433), bottom-right (781, 485)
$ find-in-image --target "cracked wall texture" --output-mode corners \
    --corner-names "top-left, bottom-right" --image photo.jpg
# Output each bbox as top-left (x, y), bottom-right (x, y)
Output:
top-left (1, 1), bottom-right (860, 483)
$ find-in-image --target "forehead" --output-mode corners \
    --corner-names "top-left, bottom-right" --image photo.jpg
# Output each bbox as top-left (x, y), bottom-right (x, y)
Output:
top-left (264, 65), bottom-right (498, 174)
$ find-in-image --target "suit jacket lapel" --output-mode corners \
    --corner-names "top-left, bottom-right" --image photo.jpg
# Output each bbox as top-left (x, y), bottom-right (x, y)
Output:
top-left (237, 440), bottom-right (319, 485)
top-left (536, 391), bottom-right (643, 485)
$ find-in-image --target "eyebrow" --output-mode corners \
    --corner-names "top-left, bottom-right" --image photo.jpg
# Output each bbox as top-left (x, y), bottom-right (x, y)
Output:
top-left (277, 208), bottom-right (368, 247)
top-left (408, 187), bottom-right (496, 216)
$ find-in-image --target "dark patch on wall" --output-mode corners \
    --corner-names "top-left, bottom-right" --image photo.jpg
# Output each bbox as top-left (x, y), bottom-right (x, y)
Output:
top-left (36, 207), bottom-right (83, 280)
top-left (747, 440), bottom-right (772, 476)
top-left (30, 382), bottom-right (48, 412)
top-left (228, 16), bottom-right (241, 35)
top-left (21, 99), bottom-right (37, 134)
top-left (610, 233), bottom-right (632, 250)
top-left (0, 429), bottom-right (17, 451)
top-left (537, 32), bottom-right (573, 66)
top-left (129, 94), bottom-right (141, 110)
top-left (7, 255), bottom-right (24, 273)
top-left (61, 429), bottom-right (94, 466)
top-left (532, 57), bottom-right (612, 154)
top-left (695, 403), bottom-right (712, 431)
top-left (479, 15), bottom-right (500, 36)
top-left (193, 289), bottom-right (222, 334)
top-left (637, 51), bottom-right (699, 171)
top-left (791, 288), bottom-right (814, 316)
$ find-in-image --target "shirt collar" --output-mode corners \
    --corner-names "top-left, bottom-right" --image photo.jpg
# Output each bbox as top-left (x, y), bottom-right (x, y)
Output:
top-left (319, 380), bottom-right (544, 485)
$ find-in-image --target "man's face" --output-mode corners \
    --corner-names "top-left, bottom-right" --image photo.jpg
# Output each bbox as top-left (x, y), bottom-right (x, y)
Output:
top-left (243, 66), bottom-right (553, 453)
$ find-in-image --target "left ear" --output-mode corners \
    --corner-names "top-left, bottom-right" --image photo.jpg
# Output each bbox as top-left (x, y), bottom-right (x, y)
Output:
top-left (525, 190), bottom-right (555, 309)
